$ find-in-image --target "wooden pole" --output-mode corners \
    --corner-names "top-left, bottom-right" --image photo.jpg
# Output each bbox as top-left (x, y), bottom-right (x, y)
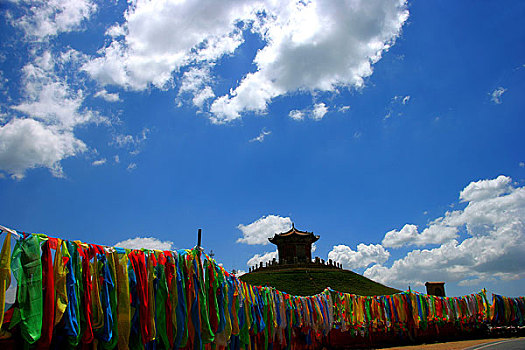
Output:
top-left (197, 228), bottom-right (202, 248)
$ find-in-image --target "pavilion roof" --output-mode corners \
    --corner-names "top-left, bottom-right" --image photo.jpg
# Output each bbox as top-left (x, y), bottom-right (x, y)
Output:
top-left (268, 223), bottom-right (320, 244)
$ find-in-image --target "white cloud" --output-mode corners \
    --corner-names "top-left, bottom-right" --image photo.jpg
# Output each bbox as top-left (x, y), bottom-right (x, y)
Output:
top-left (178, 66), bottom-right (216, 108)
top-left (210, 72), bottom-right (280, 123)
top-left (127, 162), bottom-right (137, 171)
top-left (237, 214), bottom-right (292, 245)
top-left (490, 87), bottom-right (506, 104)
top-left (210, 1), bottom-right (408, 122)
top-left (83, 0), bottom-right (253, 90)
top-left (0, 70), bottom-right (8, 93)
top-left (392, 95), bottom-right (410, 104)
top-left (0, 52), bottom-right (105, 179)
top-left (288, 102), bottom-right (330, 122)
top-left (520, 162), bottom-right (525, 168)
top-left (233, 269), bottom-right (246, 277)
top-left (105, 24), bottom-right (125, 38)
top-left (249, 128), bottom-right (271, 143)
top-left (384, 94), bottom-right (410, 120)
top-left (0, 118), bottom-right (87, 179)
top-left (365, 175), bottom-right (525, 289)
top-left (382, 222), bottom-right (458, 248)
top-left (459, 175), bottom-right (512, 202)
top-left (112, 128), bottom-right (149, 154)
top-left (94, 89), bottom-right (120, 102)
top-left (247, 250), bottom-right (278, 268)
top-left (289, 110), bottom-right (304, 121)
top-left (192, 87), bottom-right (215, 108)
top-left (13, 57), bottom-right (99, 130)
top-left (328, 243), bottom-right (390, 270)
top-left (92, 158), bottom-right (106, 166)
top-left (114, 155), bottom-right (120, 163)
top-left (338, 105), bottom-right (351, 113)
top-left (179, 66), bottom-right (213, 94)
top-left (382, 176), bottom-right (515, 248)
top-left (115, 236), bottom-right (174, 251)
top-left (382, 224), bottom-right (418, 248)
top-left (311, 102), bottom-right (328, 121)
top-left (114, 134), bottom-right (134, 147)
top-left (14, 0), bottom-right (97, 40)
top-left (84, 0), bottom-right (408, 121)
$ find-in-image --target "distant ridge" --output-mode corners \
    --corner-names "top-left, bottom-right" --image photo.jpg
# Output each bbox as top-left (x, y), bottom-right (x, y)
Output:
top-left (240, 268), bottom-right (400, 296)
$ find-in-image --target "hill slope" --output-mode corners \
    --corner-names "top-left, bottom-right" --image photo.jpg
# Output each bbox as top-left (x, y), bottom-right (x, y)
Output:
top-left (240, 268), bottom-right (400, 296)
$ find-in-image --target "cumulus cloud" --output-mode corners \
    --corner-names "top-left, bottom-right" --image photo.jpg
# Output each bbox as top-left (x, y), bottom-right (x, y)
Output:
top-left (178, 66), bottom-right (216, 108)
top-left (0, 118), bottom-right (86, 179)
top-left (127, 162), bottom-right (137, 171)
top-left (12, 0), bottom-right (97, 40)
top-left (94, 89), bottom-right (120, 102)
top-left (233, 269), bottom-right (246, 277)
top-left (115, 236), bottom-right (175, 251)
top-left (289, 110), bottom-right (304, 121)
top-left (92, 158), bottom-right (106, 166)
top-left (83, 0), bottom-right (408, 121)
top-left (0, 71), bottom-right (8, 93)
top-left (365, 175), bottom-right (525, 289)
top-left (4, 0), bottom-right (409, 177)
top-left (0, 50), bottom-right (106, 179)
top-left (247, 250), bottom-right (278, 268)
top-left (112, 128), bottom-right (149, 155)
top-left (399, 95), bottom-right (410, 104)
top-left (328, 243), bottom-right (390, 270)
top-left (237, 214), bottom-right (292, 245)
top-left (83, 0), bottom-right (252, 90)
top-left (382, 222), bottom-right (458, 248)
top-left (384, 94), bottom-right (410, 120)
top-left (382, 224), bottom-right (418, 247)
top-left (178, 67), bottom-right (212, 93)
top-left (338, 105), bottom-right (351, 113)
top-left (210, 1), bottom-right (408, 122)
top-left (13, 56), bottom-right (99, 129)
top-left (288, 103), bottom-right (330, 122)
top-left (490, 87), bottom-right (506, 104)
top-left (459, 175), bottom-right (512, 202)
top-left (192, 87), bottom-right (215, 109)
top-left (249, 128), bottom-right (271, 143)
top-left (311, 103), bottom-right (328, 121)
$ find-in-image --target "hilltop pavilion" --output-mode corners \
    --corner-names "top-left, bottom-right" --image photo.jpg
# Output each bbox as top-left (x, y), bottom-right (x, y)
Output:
top-left (268, 223), bottom-right (320, 264)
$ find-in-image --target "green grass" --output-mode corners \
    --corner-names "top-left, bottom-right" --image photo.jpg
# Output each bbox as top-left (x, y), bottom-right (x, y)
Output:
top-left (240, 268), bottom-right (400, 296)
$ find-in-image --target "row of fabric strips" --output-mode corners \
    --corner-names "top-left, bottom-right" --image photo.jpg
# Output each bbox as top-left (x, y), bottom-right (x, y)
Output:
top-left (0, 229), bottom-right (335, 349)
top-left (329, 288), bottom-right (512, 336)
top-left (491, 294), bottom-right (525, 326)
top-left (1, 226), bottom-right (523, 349)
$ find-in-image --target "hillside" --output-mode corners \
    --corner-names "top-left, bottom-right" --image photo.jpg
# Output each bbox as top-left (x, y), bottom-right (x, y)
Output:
top-left (240, 268), bottom-right (400, 296)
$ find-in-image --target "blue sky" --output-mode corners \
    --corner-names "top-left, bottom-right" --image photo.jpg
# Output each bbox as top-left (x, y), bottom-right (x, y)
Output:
top-left (1, 0), bottom-right (524, 297)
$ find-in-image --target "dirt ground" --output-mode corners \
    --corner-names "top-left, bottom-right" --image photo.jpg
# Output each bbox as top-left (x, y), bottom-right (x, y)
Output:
top-left (376, 337), bottom-right (524, 350)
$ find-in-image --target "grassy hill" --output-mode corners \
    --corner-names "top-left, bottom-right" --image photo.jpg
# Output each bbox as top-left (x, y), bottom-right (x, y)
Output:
top-left (240, 268), bottom-right (400, 296)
